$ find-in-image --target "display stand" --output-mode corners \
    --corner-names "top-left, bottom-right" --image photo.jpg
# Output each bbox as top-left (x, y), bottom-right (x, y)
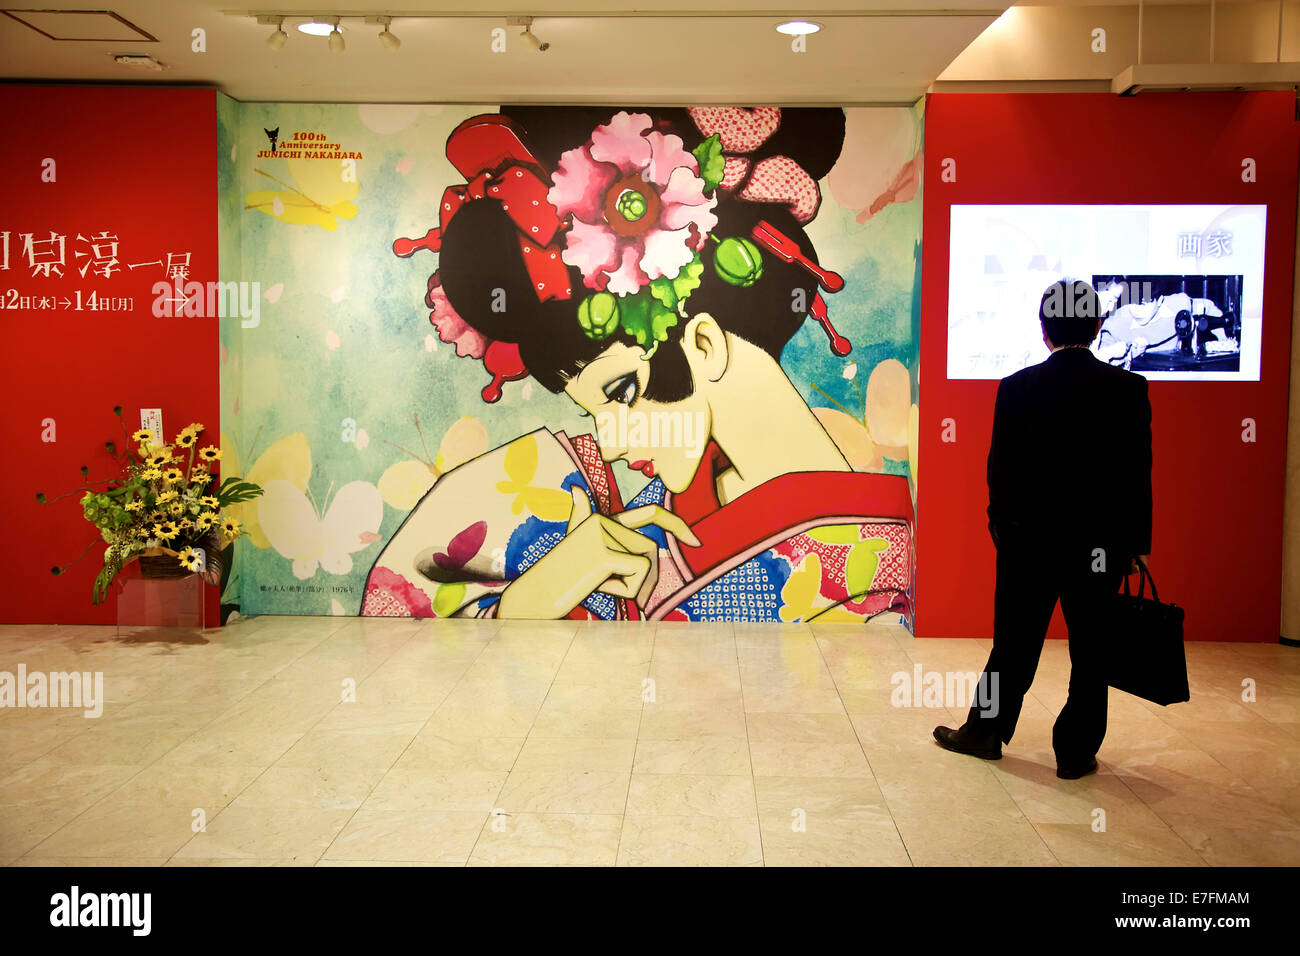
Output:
top-left (114, 560), bottom-right (205, 628)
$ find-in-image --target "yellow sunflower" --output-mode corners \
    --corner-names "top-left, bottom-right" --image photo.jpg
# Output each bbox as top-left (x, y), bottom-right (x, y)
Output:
top-left (190, 471), bottom-right (213, 488)
top-left (175, 430), bottom-right (198, 449)
top-left (167, 501), bottom-right (185, 516)
top-left (131, 428), bottom-right (154, 444)
top-left (155, 489), bottom-right (178, 504)
top-left (141, 467), bottom-right (163, 481)
top-left (197, 445), bottom-right (222, 463)
top-left (220, 517), bottom-right (242, 539)
top-left (199, 495), bottom-right (219, 509)
top-left (177, 547), bottom-right (204, 572)
top-left (195, 512), bottom-right (217, 531)
top-left (154, 522), bottom-right (180, 542)
top-left (163, 467), bottom-right (184, 483)
top-left (145, 448), bottom-right (172, 469)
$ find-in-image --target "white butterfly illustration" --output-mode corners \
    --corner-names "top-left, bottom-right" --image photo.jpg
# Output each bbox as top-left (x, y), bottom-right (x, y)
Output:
top-left (258, 479), bottom-right (383, 580)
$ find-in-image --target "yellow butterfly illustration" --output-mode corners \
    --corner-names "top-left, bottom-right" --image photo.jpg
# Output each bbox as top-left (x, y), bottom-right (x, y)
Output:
top-left (221, 430), bottom-right (311, 549)
top-left (377, 413), bottom-right (489, 511)
top-left (496, 434), bottom-right (574, 521)
top-left (779, 531), bottom-right (891, 623)
top-left (244, 158), bottom-right (359, 231)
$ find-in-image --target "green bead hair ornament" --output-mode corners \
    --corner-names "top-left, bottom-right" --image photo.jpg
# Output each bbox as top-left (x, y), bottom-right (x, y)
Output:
top-left (577, 291), bottom-right (620, 340)
top-left (712, 236), bottom-right (764, 287)
top-left (614, 188), bottom-right (647, 223)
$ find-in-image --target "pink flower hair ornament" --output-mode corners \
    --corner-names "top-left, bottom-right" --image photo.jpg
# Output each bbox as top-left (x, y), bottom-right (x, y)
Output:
top-left (550, 110), bottom-right (849, 358)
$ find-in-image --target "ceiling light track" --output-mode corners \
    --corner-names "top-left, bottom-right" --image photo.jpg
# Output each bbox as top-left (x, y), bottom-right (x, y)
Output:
top-left (254, 13), bottom-right (401, 52)
top-left (234, 9), bottom-right (1003, 18)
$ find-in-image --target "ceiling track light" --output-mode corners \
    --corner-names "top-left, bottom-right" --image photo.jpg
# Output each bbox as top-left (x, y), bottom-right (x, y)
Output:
top-left (257, 14), bottom-right (293, 47)
top-left (328, 17), bottom-right (344, 53)
top-left (266, 15), bottom-right (286, 50)
top-left (508, 16), bottom-right (549, 52)
top-left (368, 15), bottom-right (400, 51)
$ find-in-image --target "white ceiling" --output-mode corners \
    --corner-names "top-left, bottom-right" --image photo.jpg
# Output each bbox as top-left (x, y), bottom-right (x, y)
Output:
top-left (0, 1), bottom-right (1008, 104)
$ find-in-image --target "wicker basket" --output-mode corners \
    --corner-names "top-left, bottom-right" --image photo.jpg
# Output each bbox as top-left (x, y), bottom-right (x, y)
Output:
top-left (135, 531), bottom-right (224, 584)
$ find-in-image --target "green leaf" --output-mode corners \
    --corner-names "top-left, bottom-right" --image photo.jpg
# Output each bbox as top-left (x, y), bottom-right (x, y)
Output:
top-left (216, 476), bottom-right (264, 504)
top-left (672, 253), bottom-right (704, 302)
top-left (649, 303), bottom-right (678, 344)
top-left (219, 541), bottom-right (239, 607)
top-left (617, 290), bottom-right (681, 360)
top-left (691, 133), bottom-right (725, 193)
top-left (647, 277), bottom-right (678, 311)
top-left (647, 254), bottom-right (705, 312)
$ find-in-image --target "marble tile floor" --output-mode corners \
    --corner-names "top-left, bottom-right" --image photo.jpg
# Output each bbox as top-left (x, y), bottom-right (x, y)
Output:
top-left (1, 615), bottom-right (1297, 867)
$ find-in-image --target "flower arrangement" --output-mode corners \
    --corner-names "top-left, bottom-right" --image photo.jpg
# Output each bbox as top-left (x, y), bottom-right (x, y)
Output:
top-left (38, 406), bottom-right (264, 603)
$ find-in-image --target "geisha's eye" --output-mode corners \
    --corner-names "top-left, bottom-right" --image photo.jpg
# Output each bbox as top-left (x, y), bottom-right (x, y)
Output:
top-left (602, 372), bottom-right (639, 406)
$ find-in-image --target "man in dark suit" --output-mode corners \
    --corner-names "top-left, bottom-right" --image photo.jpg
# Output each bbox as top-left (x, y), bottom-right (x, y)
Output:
top-left (934, 279), bottom-right (1153, 779)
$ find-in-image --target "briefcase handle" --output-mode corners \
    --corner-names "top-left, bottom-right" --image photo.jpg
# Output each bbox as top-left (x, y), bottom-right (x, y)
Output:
top-left (1121, 555), bottom-right (1159, 603)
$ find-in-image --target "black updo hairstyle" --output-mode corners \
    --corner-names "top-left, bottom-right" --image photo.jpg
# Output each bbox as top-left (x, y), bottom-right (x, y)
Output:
top-left (438, 106), bottom-right (846, 402)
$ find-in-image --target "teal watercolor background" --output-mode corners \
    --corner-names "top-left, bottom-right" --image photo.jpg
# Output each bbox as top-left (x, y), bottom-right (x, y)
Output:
top-left (217, 101), bottom-right (923, 616)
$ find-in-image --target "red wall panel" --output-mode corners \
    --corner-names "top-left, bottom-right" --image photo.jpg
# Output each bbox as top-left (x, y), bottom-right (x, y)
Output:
top-left (0, 86), bottom-right (220, 625)
top-left (917, 91), bottom-right (1299, 642)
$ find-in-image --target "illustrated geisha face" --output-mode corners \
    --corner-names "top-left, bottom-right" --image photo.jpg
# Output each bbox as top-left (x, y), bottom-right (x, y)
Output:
top-left (564, 315), bottom-right (724, 495)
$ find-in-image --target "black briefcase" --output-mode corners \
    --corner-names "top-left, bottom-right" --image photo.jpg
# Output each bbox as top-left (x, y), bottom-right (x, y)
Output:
top-left (1101, 558), bottom-right (1189, 705)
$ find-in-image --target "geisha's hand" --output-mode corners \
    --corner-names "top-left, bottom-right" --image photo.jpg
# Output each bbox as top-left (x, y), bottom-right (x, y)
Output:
top-left (495, 487), bottom-right (698, 619)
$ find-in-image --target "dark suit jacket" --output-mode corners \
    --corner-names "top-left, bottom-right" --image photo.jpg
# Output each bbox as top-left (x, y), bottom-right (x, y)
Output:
top-left (987, 347), bottom-right (1152, 560)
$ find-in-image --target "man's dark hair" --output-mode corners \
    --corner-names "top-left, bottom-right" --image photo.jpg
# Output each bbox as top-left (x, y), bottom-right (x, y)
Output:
top-left (1039, 279), bottom-right (1101, 347)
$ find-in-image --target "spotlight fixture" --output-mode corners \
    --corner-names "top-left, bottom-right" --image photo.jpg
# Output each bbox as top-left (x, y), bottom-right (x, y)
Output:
top-left (328, 17), bottom-right (344, 53)
top-left (267, 16), bottom-right (287, 50)
top-left (776, 20), bottom-right (821, 36)
top-left (376, 16), bottom-right (399, 51)
top-left (510, 16), bottom-right (549, 52)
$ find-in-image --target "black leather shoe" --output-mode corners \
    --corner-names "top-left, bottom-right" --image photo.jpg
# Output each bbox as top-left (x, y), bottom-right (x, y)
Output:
top-left (933, 724), bottom-right (1002, 760)
top-left (1056, 757), bottom-right (1098, 780)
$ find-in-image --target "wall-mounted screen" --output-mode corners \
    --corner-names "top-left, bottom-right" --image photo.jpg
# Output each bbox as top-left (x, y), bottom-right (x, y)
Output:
top-left (947, 204), bottom-right (1266, 381)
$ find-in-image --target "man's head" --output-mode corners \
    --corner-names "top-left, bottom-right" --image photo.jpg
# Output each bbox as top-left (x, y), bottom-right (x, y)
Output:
top-left (1039, 279), bottom-right (1102, 348)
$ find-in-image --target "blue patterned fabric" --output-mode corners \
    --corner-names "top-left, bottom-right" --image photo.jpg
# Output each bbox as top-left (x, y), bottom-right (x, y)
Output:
top-left (678, 549), bottom-right (792, 622)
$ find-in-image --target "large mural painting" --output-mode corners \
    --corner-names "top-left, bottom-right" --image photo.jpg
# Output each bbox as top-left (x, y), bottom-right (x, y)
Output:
top-left (217, 99), bottom-right (923, 624)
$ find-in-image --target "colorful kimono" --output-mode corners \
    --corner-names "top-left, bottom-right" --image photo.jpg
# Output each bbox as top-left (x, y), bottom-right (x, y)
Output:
top-left (361, 428), bottom-right (913, 623)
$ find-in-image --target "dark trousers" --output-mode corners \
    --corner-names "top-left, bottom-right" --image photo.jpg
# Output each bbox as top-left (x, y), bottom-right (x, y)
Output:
top-left (965, 542), bottom-right (1124, 766)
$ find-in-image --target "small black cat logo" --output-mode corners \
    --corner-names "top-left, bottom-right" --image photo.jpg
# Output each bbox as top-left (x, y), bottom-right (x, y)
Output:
top-left (264, 127), bottom-right (279, 153)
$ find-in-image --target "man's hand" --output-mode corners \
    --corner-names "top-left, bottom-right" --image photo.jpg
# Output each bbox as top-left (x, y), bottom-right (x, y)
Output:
top-left (1128, 553), bottom-right (1150, 575)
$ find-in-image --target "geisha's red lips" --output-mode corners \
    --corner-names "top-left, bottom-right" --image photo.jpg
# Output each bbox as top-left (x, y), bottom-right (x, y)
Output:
top-left (630, 459), bottom-right (655, 477)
